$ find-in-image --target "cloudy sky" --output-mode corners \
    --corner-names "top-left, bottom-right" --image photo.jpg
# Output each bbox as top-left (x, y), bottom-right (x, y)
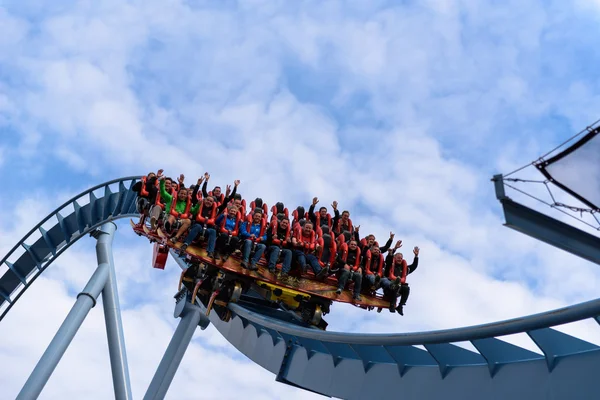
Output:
top-left (2, 0), bottom-right (600, 399)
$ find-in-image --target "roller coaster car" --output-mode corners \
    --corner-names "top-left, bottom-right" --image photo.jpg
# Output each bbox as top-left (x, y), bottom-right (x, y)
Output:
top-left (131, 221), bottom-right (391, 330)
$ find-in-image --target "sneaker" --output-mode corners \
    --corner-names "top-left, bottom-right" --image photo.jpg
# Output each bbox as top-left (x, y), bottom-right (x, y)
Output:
top-left (222, 254), bottom-right (230, 262)
top-left (316, 267), bottom-right (329, 280)
top-left (353, 294), bottom-right (361, 301)
top-left (268, 266), bottom-right (276, 274)
top-left (335, 288), bottom-right (342, 295)
top-left (207, 251), bottom-right (214, 259)
top-left (396, 305), bottom-right (404, 316)
top-left (241, 260), bottom-right (248, 269)
top-left (249, 262), bottom-right (258, 271)
top-left (180, 243), bottom-right (188, 252)
top-left (150, 216), bottom-right (157, 230)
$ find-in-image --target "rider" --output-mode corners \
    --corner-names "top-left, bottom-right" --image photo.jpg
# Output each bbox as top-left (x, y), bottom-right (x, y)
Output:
top-left (239, 211), bottom-right (267, 270)
top-left (214, 205), bottom-right (241, 261)
top-left (335, 239), bottom-right (362, 301)
top-left (331, 202), bottom-right (353, 236)
top-left (158, 173), bottom-right (192, 243)
top-left (181, 196), bottom-right (217, 256)
top-left (132, 171), bottom-right (158, 217)
top-left (308, 197), bottom-right (332, 229)
top-left (201, 172), bottom-right (225, 206)
top-left (362, 244), bottom-right (384, 291)
top-left (266, 216), bottom-right (292, 274)
top-left (291, 221), bottom-right (329, 280)
top-left (382, 243), bottom-right (420, 315)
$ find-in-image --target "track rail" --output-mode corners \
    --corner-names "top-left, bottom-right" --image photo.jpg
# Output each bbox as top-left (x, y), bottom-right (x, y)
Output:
top-left (0, 176), bottom-right (142, 321)
top-left (2, 176), bottom-right (600, 399)
top-left (171, 252), bottom-right (600, 398)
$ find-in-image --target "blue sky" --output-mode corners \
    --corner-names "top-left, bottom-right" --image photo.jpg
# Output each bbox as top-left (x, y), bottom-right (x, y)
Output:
top-left (2, 1), bottom-right (600, 399)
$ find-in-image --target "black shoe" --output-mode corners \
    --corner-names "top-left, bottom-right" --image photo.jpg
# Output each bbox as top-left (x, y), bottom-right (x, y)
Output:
top-left (396, 305), bottom-right (404, 316)
top-left (207, 251), bottom-right (214, 258)
top-left (241, 260), bottom-right (248, 269)
top-left (222, 254), bottom-right (230, 262)
top-left (374, 275), bottom-right (381, 289)
top-left (353, 294), bottom-right (361, 301)
top-left (316, 267), bottom-right (329, 280)
top-left (335, 288), bottom-right (342, 295)
top-left (389, 303), bottom-right (396, 313)
top-left (249, 262), bottom-right (258, 271)
top-left (268, 266), bottom-right (276, 274)
top-left (180, 243), bottom-right (188, 252)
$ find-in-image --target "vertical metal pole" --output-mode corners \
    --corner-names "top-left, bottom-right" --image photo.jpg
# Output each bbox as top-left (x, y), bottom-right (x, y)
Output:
top-left (17, 225), bottom-right (114, 399)
top-left (99, 222), bottom-right (133, 400)
top-left (143, 302), bottom-right (203, 400)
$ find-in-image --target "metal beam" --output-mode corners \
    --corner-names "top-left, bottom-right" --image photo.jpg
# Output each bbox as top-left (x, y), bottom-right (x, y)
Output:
top-left (17, 239), bottom-right (112, 399)
top-left (143, 302), bottom-right (205, 400)
top-left (501, 199), bottom-right (600, 266)
top-left (96, 223), bottom-right (133, 400)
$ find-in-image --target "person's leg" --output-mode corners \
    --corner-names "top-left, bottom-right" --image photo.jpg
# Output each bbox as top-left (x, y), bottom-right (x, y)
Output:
top-left (165, 215), bottom-right (177, 233)
top-left (396, 284), bottom-right (410, 316)
top-left (293, 250), bottom-right (307, 272)
top-left (280, 249), bottom-right (292, 274)
top-left (241, 239), bottom-right (252, 266)
top-left (267, 246), bottom-right (280, 271)
top-left (363, 273), bottom-right (376, 290)
top-left (351, 271), bottom-right (362, 300)
top-left (172, 218), bottom-right (191, 241)
top-left (150, 205), bottom-right (161, 230)
top-left (136, 198), bottom-right (149, 214)
top-left (307, 254), bottom-right (328, 279)
top-left (225, 236), bottom-right (240, 260)
top-left (336, 267), bottom-right (350, 294)
top-left (248, 244), bottom-right (265, 270)
top-left (181, 223), bottom-right (202, 250)
top-left (206, 228), bottom-right (217, 256)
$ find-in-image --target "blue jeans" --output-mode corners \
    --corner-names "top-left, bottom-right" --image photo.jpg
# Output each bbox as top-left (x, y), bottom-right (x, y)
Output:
top-left (363, 273), bottom-right (377, 288)
top-left (293, 250), bottom-right (322, 274)
top-left (269, 246), bottom-right (292, 272)
top-left (242, 240), bottom-right (266, 264)
top-left (185, 224), bottom-right (216, 253)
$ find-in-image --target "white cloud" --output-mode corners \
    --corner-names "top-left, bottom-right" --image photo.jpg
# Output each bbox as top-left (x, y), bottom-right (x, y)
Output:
top-left (1, 1), bottom-right (600, 399)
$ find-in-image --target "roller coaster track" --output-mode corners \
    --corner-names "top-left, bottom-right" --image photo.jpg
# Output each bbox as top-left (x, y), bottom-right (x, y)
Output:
top-left (2, 176), bottom-right (600, 399)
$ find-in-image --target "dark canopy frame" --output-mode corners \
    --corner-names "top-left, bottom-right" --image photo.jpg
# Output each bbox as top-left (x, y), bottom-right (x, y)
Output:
top-left (535, 126), bottom-right (600, 212)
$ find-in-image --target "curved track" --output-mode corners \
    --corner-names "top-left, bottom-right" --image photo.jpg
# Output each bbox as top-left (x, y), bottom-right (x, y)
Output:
top-left (2, 177), bottom-right (600, 399)
top-left (0, 176), bottom-right (142, 320)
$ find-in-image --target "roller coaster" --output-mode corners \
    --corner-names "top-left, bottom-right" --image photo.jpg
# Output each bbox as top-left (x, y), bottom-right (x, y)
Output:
top-left (2, 124), bottom-right (600, 399)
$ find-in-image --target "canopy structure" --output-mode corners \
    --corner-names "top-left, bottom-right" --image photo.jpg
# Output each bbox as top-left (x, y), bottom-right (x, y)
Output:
top-left (535, 125), bottom-right (600, 212)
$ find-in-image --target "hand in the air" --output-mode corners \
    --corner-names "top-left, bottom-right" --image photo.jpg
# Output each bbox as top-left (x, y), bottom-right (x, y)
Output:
top-left (204, 172), bottom-right (210, 180)
top-left (312, 197), bottom-right (319, 205)
top-left (234, 179), bottom-right (240, 186)
top-left (197, 177), bottom-right (204, 185)
top-left (354, 225), bottom-right (360, 232)
top-left (413, 246), bottom-right (420, 256)
top-left (395, 240), bottom-right (403, 249)
top-left (177, 174), bottom-right (185, 184)
top-left (331, 201), bottom-right (338, 210)
top-left (390, 231), bottom-right (395, 239)
top-left (157, 169), bottom-right (164, 177)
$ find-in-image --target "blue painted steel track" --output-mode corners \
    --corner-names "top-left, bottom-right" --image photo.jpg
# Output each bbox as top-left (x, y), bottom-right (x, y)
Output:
top-left (2, 177), bottom-right (600, 399)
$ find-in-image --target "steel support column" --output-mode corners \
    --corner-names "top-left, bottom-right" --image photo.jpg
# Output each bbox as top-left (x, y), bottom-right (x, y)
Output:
top-left (143, 302), bottom-right (203, 400)
top-left (17, 225), bottom-right (116, 399)
top-left (98, 223), bottom-right (133, 400)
